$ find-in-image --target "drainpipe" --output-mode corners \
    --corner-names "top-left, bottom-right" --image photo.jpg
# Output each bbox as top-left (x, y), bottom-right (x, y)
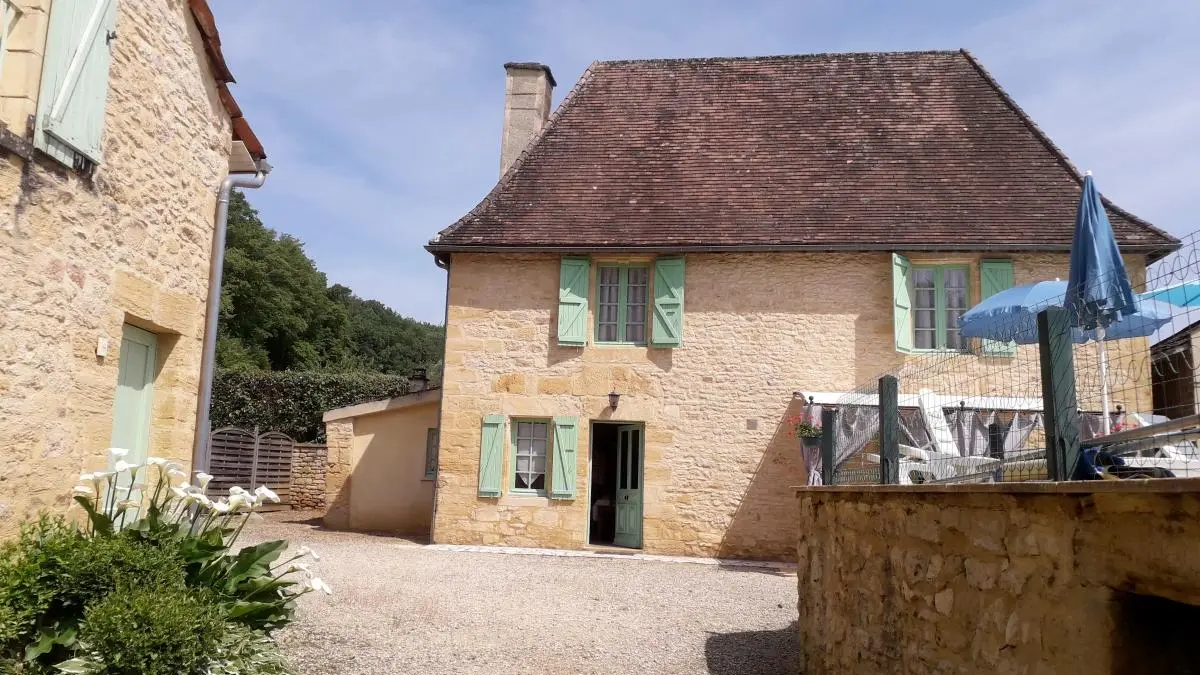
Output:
top-left (191, 165), bottom-right (271, 473)
top-left (429, 253), bottom-right (451, 542)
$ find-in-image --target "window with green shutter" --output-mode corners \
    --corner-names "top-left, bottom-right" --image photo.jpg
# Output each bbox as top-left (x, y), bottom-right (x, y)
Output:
top-left (596, 265), bottom-right (649, 345)
top-left (478, 415), bottom-right (505, 497)
top-left (558, 258), bottom-right (590, 346)
top-left (980, 259), bottom-right (1016, 356)
top-left (651, 257), bottom-right (684, 347)
top-left (892, 253), bottom-right (913, 353)
top-left (511, 420), bottom-right (550, 495)
top-left (550, 417), bottom-right (577, 500)
top-left (911, 264), bottom-right (970, 351)
top-left (34, 0), bottom-right (118, 168)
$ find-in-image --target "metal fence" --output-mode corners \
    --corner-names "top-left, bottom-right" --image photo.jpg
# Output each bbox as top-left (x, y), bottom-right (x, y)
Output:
top-left (806, 231), bottom-right (1200, 485)
top-left (208, 426), bottom-right (295, 507)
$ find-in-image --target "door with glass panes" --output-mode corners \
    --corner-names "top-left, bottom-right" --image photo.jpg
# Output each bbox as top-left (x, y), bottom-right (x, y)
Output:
top-left (614, 424), bottom-right (643, 548)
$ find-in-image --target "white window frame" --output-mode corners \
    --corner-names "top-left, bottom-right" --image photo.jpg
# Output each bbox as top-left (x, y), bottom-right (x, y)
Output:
top-left (511, 420), bottom-right (550, 495)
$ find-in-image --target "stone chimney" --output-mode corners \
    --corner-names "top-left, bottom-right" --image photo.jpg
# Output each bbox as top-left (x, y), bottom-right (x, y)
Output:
top-left (500, 62), bottom-right (556, 176)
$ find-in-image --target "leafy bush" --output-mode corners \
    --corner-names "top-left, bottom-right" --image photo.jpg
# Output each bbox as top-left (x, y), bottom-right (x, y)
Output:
top-left (71, 586), bottom-right (224, 675)
top-left (210, 369), bottom-right (417, 441)
top-left (0, 451), bottom-right (330, 673)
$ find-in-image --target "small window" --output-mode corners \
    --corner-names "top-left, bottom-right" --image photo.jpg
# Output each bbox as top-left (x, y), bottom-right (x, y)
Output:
top-left (424, 428), bottom-right (438, 479)
top-left (912, 265), bottom-right (969, 350)
top-left (596, 265), bottom-right (650, 344)
top-left (512, 420), bottom-right (549, 493)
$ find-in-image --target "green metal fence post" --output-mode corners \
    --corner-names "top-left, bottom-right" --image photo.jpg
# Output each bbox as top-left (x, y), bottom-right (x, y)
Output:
top-left (1038, 307), bottom-right (1082, 480)
top-left (879, 375), bottom-right (900, 485)
top-left (820, 408), bottom-right (837, 485)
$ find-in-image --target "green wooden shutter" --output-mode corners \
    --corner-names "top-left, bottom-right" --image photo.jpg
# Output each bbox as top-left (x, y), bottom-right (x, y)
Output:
top-left (478, 415), bottom-right (505, 497)
top-left (651, 257), bottom-right (685, 347)
top-left (34, 0), bottom-right (117, 167)
top-left (550, 417), bottom-right (578, 499)
top-left (892, 253), bottom-right (913, 353)
top-left (980, 259), bottom-right (1017, 356)
top-left (558, 258), bottom-right (590, 346)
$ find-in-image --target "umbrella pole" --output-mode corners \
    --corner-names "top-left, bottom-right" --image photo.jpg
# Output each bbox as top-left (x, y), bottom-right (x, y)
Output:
top-left (1098, 325), bottom-right (1111, 435)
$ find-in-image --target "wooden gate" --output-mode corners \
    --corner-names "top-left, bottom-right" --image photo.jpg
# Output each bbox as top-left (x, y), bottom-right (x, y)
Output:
top-left (208, 427), bottom-right (294, 508)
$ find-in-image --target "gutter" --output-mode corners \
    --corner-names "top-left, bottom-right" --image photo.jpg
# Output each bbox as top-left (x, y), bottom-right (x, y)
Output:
top-left (424, 242), bottom-right (1175, 256)
top-left (192, 163), bottom-right (272, 473)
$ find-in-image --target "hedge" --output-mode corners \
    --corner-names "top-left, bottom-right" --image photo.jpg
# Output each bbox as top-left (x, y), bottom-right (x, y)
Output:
top-left (210, 370), bottom-right (415, 442)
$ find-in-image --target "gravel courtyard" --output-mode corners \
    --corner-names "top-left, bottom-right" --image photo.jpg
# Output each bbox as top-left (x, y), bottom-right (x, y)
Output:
top-left (246, 512), bottom-right (799, 675)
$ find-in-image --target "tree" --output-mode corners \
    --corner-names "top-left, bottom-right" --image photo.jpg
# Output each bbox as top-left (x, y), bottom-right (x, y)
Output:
top-left (215, 192), bottom-right (441, 375)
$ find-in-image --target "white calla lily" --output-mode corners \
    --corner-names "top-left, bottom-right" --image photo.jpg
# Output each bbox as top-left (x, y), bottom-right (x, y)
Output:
top-left (113, 459), bottom-right (141, 473)
top-left (229, 486), bottom-right (248, 496)
top-left (117, 499), bottom-right (140, 510)
top-left (297, 546), bottom-right (320, 561)
top-left (307, 577), bottom-right (333, 595)
top-left (195, 472), bottom-right (214, 489)
top-left (288, 562), bottom-right (311, 574)
top-left (228, 494), bottom-right (249, 511)
top-left (211, 500), bottom-right (231, 514)
top-left (108, 447), bottom-right (130, 460)
top-left (146, 456), bottom-right (169, 467)
top-left (78, 473), bottom-right (96, 484)
top-left (72, 485), bottom-right (92, 495)
top-left (254, 485), bottom-right (280, 504)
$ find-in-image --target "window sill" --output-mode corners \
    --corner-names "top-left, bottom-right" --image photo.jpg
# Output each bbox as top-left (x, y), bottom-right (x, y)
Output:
top-left (499, 494), bottom-right (550, 507)
top-left (594, 341), bottom-right (648, 348)
top-left (421, 476), bottom-right (435, 482)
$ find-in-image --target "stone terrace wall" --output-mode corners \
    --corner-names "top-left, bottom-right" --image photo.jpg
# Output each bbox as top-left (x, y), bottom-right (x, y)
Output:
top-left (796, 482), bottom-right (1200, 675)
top-left (290, 443), bottom-right (327, 510)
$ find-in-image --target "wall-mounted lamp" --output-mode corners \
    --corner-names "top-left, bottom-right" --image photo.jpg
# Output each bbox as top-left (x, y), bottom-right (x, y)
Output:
top-left (608, 391), bottom-right (621, 410)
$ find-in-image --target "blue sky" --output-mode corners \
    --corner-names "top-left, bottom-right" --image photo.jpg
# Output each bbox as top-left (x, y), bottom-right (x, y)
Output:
top-left (208, 0), bottom-right (1199, 324)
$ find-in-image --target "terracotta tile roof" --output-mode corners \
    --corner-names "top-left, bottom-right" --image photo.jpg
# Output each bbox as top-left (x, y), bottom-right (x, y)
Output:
top-left (188, 0), bottom-right (265, 160)
top-left (430, 50), bottom-right (1176, 258)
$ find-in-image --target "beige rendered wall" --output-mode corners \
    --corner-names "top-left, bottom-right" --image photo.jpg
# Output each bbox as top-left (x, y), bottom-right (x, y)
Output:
top-left (323, 402), bottom-right (438, 534)
top-left (433, 251), bottom-right (1151, 560)
top-left (795, 483), bottom-right (1200, 674)
top-left (0, 0), bottom-right (231, 534)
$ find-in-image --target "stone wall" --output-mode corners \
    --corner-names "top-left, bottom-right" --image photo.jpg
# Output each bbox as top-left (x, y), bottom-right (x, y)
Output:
top-left (434, 251), bottom-right (1151, 560)
top-left (0, 0), bottom-right (231, 534)
top-left (322, 419), bottom-right (354, 529)
top-left (795, 482), bottom-right (1200, 674)
top-left (290, 443), bottom-right (327, 510)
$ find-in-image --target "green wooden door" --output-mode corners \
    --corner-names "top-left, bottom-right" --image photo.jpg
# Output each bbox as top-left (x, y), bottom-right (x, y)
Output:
top-left (109, 325), bottom-right (157, 499)
top-left (614, 425), bottom-right (643, 549)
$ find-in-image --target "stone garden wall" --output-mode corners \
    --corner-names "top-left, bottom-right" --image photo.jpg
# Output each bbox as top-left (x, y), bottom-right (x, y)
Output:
top-left (796, 482), bottom-right (1200, 674)
top-left (290, 443), bottom-right (328, 510)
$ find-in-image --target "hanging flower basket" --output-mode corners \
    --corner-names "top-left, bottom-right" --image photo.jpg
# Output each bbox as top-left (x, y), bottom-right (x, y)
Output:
top-left (792, 419), bottom-right (822, 452)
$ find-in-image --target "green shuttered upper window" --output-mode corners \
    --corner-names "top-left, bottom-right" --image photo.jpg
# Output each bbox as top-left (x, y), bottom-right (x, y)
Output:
top-left (596, 265), bottom-right (649, 344)
top-left (34, 0), bottom-right (118, 168)
top-left (912, 265), bottom-right (969, 351)
top-left (892, 255), bottom-right (1015, 355)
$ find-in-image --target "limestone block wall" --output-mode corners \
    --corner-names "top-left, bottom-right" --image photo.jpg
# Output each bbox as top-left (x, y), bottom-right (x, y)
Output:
top-left (796, 483), bottom-right (1200, 674)
top-left (0, 0), bottom-right (231, 534)
top-left (433, 251), bottom-right (1150, 561)
top-left (290, 443), bottom-right (327, 510)
top-left (322, 420), bottom-right (354, 529)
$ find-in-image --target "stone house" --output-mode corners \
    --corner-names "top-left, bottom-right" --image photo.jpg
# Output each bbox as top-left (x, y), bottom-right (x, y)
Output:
top-left (314, 49), bottom-right (1162, 562)
top-left (0, 0), bottom-right (265, 533)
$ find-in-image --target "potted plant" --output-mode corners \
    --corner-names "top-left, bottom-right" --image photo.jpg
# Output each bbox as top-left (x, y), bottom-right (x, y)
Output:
top-left (787, 415), bottom-right (823, 452)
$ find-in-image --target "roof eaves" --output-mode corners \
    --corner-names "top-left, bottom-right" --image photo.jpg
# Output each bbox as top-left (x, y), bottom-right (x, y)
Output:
top-left (424, 241), bottom-right (1175, 255)
top-left (958, 48), bottom-right (1177, 256)
top-left (428, 61), bottom-right (602, 251)
top-left (188, 0), bottom-right (266, 160)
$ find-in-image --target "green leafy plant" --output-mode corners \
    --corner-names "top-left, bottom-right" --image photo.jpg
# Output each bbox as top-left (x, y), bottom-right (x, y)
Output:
top-left (211, 369), bottom-right (416, 442)
top-left (0, 449), bottom-right (327, 673)
top-left (205, 623), bottom-right (294, 675)
top-left (59, 585), bottom-right (224, 675)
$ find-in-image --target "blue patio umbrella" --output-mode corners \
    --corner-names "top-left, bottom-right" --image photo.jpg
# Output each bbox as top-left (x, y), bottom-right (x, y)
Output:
top-left (959, 280), bottom-right (1173, 344)
top-left (1066, 172), bottom-right (1139, 433)
top-left (1142, 281), bottom-right (1200, 307)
